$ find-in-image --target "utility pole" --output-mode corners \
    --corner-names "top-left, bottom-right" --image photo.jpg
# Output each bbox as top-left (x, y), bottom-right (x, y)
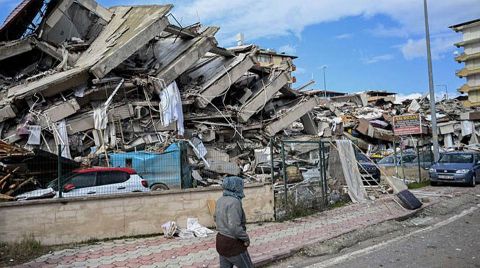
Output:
top-left (436, 84), bottom-right (448, 100)
top-left (423, 0), bottom-right (440, 161)
top-left (322, 65), bottom-right (327, 98)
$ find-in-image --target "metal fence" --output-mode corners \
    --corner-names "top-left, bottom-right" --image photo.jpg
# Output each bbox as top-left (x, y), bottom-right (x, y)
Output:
top-left (5, 141), bottom-right (193, 201)
top-left (272, 139), bottom-right (329, 220)
top-left (389, 141), bottom-right (434, 183)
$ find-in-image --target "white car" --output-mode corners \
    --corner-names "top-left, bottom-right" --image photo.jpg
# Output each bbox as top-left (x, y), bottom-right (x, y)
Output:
top-left (16, 167), bottom-right (150, 200)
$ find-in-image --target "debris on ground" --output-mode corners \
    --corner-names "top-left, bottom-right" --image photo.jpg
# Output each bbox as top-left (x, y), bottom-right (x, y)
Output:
top-left (0, 0), bottom-right (478, 202)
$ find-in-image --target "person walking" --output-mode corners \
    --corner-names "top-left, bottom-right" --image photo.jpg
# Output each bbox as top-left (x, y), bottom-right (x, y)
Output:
top-left (214, 176), bottom-right (254, 268)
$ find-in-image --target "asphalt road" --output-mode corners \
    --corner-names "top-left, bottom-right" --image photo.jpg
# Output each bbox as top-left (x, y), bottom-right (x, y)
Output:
top-left (313, 204), bottom-right (480, 268)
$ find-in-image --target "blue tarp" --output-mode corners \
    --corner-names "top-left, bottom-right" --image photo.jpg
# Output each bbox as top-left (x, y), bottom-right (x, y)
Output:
top-left (109, 143), bottom-right (191, 189)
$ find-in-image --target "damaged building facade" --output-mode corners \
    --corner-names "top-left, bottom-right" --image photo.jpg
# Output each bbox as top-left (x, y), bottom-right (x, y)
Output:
top-left (1, 0), bottom-right (479, 203)
top-left (0, 0), bottom-right (325, 198)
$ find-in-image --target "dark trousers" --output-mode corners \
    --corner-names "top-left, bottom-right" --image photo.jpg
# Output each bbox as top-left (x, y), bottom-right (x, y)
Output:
top-left (219, 250), bottom-right (254, 268)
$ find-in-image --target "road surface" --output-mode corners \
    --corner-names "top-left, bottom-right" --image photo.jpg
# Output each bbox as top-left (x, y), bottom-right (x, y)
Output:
top-left (312, 204), bottom-right (480, 268)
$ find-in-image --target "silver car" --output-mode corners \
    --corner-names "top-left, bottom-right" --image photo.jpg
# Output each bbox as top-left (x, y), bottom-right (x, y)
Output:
top-left (378, 154), bottom-right (417, 167)
top-left (16, 167), bottom-right (150, 200)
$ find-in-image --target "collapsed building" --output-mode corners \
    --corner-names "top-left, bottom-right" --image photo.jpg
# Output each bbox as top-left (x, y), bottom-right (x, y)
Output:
top-left (0, 0), bottom-right (324, 197)
top-left (1, 1), bottom-right (478, 201)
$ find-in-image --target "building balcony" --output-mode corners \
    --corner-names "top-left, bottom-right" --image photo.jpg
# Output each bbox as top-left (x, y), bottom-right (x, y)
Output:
top-left (455, 51), bottom-right (480, 62)
top-left (459, 84), bottom-right (480, 93)
top-left (456, 66), bottom-right (480, 78)
top-left (455, 37), bottom-right (480, 47)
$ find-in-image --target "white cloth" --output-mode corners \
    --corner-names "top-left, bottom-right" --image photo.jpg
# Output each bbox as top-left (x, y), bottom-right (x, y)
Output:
top-left (161, 221), bottom-right (177, 238)
top-left (335, 140), bottom-right (368, 203)
top-left (54, 120), bottom-right (72, 159)
top-left (159, 81), bottom-right (185, 135)
top-left (27, 125), bottom-right (41, 145)
top-left (444, 134), bottom-right (454, 148)
top-left (461, 121), bottom-right (474, 137)
top-left (93, 106), bottom-right (108, 130)
top-left (186, 218), bottom-right (214, 238)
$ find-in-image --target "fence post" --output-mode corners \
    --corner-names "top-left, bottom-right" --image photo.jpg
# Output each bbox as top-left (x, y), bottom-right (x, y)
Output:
top-left (57, 144), bottom-right (62, 198)
top-left (318, 141), bottom-right (324, 207)
top-left (270, 138), bottom-right (275, 183)
top-left (281, 141), bottom-right (287, 213)
top-left (320, 141), bottom-right (328, 207)
top-left (416, 140), bottom-right (422, 183)
top-left (399, 139), bottom-right (406, 183)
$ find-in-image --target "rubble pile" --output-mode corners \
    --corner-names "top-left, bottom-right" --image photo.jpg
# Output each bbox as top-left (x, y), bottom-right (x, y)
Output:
top-left (0, 0), bottom-right (322, 193)
top-left (0, 0), bottom-right (477, 199)
top-left (307, 90), bottom-right (480, 152)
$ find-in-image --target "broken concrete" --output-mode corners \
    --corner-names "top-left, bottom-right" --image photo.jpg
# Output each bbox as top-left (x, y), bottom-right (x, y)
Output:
top-left (238, 71), bottom-right (290, 122)
top-left (265, 97), bottom-right (319, 136)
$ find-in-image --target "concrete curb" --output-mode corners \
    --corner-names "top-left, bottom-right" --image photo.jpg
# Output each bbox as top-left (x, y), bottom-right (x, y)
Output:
top-left (255, 201), bottom-right (436, 267)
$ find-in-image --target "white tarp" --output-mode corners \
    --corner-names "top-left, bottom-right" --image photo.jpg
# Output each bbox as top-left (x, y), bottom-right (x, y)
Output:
top-left (27, 125), bottom-right (41, 145)
top-left (461, 121), bottom-right (474, 136)
top-left (444, 134), bottom-right (454, 148)
top-left (160, 81), bottom-right (185, 136)
top-left (53, 120), bottom-right (72, 159)
top-left (93, 106), bottom-right (108, 130)
top-left (93, 80), bottom-right (124, 131)
top-left (335, 140), bottom-right (368, 203)
top-left (186, 218), bottom-right (214, 237)
top-left (161, 221), bottom-right (177, 238)
top-left (407, 99), bottom-right (420, 113)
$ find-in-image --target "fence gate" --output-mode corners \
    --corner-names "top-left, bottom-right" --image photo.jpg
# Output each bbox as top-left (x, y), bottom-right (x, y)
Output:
top-left (272, 139), bottom-right (329, 220)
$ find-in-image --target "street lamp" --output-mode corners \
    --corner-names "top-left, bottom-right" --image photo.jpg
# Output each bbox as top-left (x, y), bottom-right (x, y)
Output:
top-left (423, 0), bottom-right (440, 162)
top-left (321, 65), bottom-right (327, 98)
top-left (436, 84), bottom-right (448, 100)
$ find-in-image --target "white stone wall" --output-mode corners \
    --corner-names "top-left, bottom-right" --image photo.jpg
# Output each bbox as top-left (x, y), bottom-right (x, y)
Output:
top-left (0, 184), bottom-right (274, 245)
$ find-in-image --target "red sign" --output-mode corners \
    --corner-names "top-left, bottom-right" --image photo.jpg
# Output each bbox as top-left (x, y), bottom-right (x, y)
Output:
top-left (393, 114), bottom-right (423, 136)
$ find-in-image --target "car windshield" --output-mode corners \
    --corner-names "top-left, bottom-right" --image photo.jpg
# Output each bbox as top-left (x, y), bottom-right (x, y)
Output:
top-left (47, 173), bottom-right (76, 191)
top-left (438, 153), bottom-right (474, 164)
top-left (378, 156), bottom-right (394, 164)
top-left (356, 153), bottom-right (370, 162)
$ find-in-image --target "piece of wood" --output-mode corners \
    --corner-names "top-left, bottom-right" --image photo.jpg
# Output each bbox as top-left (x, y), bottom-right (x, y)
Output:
top-left (0, 193), bottom-right (15, 201)
top-left (5, 177), bottom-right (34, 196)
top-left (207, 199), bottom-right (216, 217)
top-left (0, 166), bottom-right (20, 188)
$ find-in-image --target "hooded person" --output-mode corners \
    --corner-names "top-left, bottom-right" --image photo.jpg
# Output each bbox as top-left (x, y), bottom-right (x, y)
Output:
top-left (214, 176), bottom-right (254, 268)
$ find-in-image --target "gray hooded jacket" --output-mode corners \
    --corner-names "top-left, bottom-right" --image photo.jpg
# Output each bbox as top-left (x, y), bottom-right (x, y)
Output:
top-left (214, 176), bottom-right (249, 242)
top-left (214, 196), bottom-right (249, 242)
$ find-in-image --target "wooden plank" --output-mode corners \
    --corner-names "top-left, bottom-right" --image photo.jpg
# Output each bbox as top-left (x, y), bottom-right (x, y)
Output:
top-left (5, 177), bottom-right (34, 196)
top-left (0, 193), bottom-right (15, 201)
top-left (0, 166), bottom-right (20, 189)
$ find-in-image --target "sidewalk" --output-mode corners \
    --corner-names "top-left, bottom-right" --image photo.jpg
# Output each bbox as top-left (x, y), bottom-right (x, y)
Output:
top-left (19, 198), bottom-right (420, 268)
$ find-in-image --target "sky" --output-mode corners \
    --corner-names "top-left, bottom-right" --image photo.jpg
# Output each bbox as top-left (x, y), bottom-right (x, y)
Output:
top-left (1, 0), bottom-right (479, 99)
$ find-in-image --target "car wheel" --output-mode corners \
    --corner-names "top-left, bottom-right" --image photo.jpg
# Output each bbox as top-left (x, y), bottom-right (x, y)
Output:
top-left (151, 184), bottom-right (169, 191)
top-left (470, 175), bottom-right (476, 187)
top-left (430, 181), bottom-right (438, 186)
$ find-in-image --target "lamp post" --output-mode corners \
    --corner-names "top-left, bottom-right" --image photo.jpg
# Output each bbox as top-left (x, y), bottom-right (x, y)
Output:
top-left (423, 0), bottom-right (440, 162)
top-left (436, 84), bottom-right (448, 100)
top-left (321, 65), bottom-right (327, 98)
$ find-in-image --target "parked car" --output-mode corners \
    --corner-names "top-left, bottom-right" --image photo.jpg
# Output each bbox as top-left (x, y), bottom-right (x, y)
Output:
top-left (377, 153), bottom-right (417, 167)
top-left (429, 151), bottom-right (480, 187)
top-left (412, 151), bottom-right (436, 169)
top-left (356, 153), bottom-right (381, 183)
top-left (109, 143), bottom-right (191, 191)
top-left (16, 167), bottom-right (150, 200)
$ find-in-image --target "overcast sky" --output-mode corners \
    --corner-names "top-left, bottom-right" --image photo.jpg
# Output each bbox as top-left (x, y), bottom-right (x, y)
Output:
top-left (1, 0), bottom-right (479, 98)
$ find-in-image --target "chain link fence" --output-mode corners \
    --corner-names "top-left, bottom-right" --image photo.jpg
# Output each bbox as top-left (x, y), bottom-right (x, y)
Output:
top-left (272, 139), bottom-right (329, 220)
top-left (5, 141), bottom-right (195, 201)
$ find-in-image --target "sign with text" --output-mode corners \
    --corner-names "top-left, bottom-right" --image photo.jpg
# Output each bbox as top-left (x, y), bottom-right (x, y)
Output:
top-left (393, 114), bottom-right (423, 136)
